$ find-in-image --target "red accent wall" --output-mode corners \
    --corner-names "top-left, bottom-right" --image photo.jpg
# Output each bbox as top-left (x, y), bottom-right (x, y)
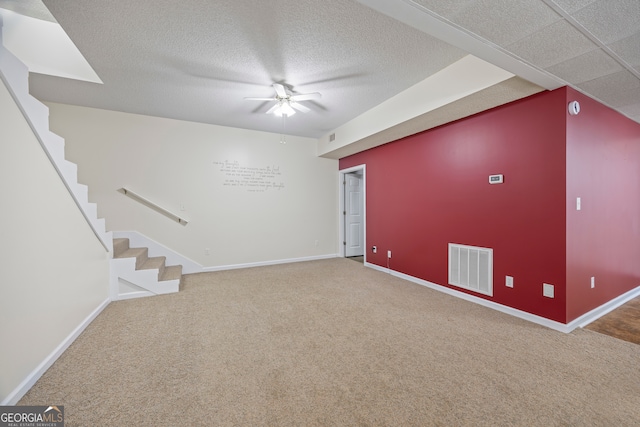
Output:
top-left (340, 89), bottom-right (568, 322)
top-left (565, 87), bottom-right (640, 322)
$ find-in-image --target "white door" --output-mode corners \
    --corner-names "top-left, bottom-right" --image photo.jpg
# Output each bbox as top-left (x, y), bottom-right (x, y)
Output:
top-left (345, 173), bottom-right (364, 257)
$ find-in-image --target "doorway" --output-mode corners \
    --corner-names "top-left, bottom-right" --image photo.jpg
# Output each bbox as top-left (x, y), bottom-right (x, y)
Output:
top-left (339, 165), bottom-right (366, 262)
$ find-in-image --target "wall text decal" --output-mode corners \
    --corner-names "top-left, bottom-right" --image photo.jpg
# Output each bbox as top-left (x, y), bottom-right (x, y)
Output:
top-left (213, 160), bottom-right (285, 192)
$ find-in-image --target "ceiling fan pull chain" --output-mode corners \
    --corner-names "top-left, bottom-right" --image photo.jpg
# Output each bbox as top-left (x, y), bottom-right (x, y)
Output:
top-left (280, 114), bottom-right (286, 144)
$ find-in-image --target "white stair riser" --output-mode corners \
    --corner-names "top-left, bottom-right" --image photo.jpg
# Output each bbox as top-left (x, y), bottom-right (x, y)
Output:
top-left (23, 94), bottom-right (50, 134)
top-left (111, 258), bottom-right (180, 296)
top-left (84, 202), bottom-right (97, 220)
top-left (73, 183), bottom-right (89, 204)
top-left (94, 218), bottom-right (108, 238)
top-left (45, 133), bottom-right (66, 161)
top-left (59, 160), bottom-right (77, 184)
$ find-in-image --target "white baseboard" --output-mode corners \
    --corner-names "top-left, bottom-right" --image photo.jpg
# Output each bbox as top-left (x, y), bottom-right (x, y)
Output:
top-left (203, 253), bottom-right (339, 272)
top-left (574, 286), bottom-right (640, 328)
top-left (364, 262), bottom-right (640, 333)
top-left (111, 229), bottom-right (339, 281)
top-left (117, 290), bottom-right (155, 300)
top-left (1, 297), bottom-right (111, 405)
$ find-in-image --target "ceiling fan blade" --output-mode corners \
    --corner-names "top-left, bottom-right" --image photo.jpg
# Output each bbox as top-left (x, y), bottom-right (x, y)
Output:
top-left (290, 92), bottom-right (321, 101)
top-left (290, 102), bottom-right (310, 113)
top-left (273, 83), bottom-right (288, 98)
top-left (244, 97), bottom-right (275, 101)
top-left (266, 103), bottom-right (281, 115)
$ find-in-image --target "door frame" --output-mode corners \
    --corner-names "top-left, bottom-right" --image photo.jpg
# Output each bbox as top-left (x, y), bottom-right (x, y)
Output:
top-left (339, 164), bottom-right (366, 260)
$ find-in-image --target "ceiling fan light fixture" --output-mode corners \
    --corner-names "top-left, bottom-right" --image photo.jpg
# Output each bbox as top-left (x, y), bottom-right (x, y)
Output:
top-left (274, 101), bottom-right (296, 117)
top-left (245, 83), bottom-right (317, 118)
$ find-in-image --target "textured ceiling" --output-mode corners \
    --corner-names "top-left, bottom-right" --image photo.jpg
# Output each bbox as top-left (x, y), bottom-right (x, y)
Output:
top-left (28, 0), bottom-right (469, 139)
top-left (3, 0), bottom-right (639, 140)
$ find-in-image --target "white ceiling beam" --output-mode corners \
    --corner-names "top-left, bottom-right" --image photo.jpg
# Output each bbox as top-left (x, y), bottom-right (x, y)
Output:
top-left (317, 55), bottom-right (520, 158)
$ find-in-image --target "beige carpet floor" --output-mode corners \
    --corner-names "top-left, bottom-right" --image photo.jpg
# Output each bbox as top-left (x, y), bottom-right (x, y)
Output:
top-left (19, 258), bottom-right (640, 426)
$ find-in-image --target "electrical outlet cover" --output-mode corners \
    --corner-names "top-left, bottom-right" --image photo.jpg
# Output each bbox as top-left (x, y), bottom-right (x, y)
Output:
top-left (506, 276), bottom-right (514, 288)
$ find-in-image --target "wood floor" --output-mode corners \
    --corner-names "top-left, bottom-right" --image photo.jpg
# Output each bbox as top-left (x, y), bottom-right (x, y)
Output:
top-left (584, 295), bottom-right (640, 345)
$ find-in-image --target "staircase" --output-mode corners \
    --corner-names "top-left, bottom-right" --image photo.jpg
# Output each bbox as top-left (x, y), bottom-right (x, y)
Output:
top-left (112, 238), bottom-right (183, 298)
top-left (0, 21), bottom-right (183, 301)
top-left (0, 19), bottom-right (112, 253)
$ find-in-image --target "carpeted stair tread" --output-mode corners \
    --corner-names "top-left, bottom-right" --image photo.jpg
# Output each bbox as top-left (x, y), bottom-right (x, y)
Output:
top-left (115, 247), bottom-right (148, 270)
top-left (161, 265), bottom-right (183, 282)
top-left (139, 256), bottom-right (166, 269)
top-left (140, 256), bottom-right (167, 280)
top-left (115, 246), bottom-right (146, 259)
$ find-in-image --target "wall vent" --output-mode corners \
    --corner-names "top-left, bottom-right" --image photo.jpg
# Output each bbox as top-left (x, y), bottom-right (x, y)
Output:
top-left (448, 243), bottom-right (493, 296)
top-left (329, 133), bottom-right (336, 142)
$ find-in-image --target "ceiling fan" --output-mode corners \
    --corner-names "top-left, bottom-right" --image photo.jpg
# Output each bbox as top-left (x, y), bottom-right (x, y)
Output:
top-left (244, 83), bottom-right (321, 117)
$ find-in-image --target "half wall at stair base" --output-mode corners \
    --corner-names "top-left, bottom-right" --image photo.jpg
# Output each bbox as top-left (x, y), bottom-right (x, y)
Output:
top-left (0, 80), bottom-right (110, 404)
top-left (340, 87), bottom-right (640, 324)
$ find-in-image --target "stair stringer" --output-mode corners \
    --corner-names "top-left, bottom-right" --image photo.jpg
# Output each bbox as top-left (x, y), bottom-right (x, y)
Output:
top-left (0, 20), bottom-right (112, 253)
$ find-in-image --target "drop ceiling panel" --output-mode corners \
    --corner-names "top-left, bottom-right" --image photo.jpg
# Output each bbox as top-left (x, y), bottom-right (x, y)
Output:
top-left (571, 0), bottom-right (640, 44)
top-left (609, 87), bottom-right (640, 108)
top-left (549, 0), bottom-right (598, 14)
top-left (449, 0), bottom-right (561, 46)
top-left (578, 70), bottom-right (640, 106)
top-left (545, 48), bottom-right (624, 84)
top-left (506, 19), bottom-right (597, 68)
top-left (608, 32), bottom-right (640, 69)
top-left (409, 0), bottom-right (478, 19)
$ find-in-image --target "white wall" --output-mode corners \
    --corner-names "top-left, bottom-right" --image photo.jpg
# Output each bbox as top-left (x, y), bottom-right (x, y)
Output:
top-left (46, 103), bottom-right (339, 267)
top-left (0, 82), bottom-right (110, 403)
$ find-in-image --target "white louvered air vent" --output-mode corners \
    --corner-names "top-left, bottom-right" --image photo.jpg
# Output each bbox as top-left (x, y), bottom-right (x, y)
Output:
top-left (448, 243), bottom-right (493, 296)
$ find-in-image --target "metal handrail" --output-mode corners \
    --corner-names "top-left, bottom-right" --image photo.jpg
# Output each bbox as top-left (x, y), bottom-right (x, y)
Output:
top-left (119, 188), bottom-right (189, 225)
